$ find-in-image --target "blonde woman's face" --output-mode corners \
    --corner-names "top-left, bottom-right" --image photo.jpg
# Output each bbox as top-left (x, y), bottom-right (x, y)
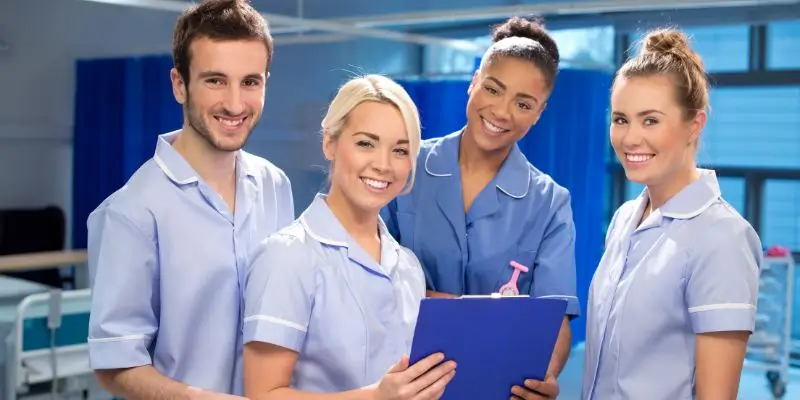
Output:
top-left (323, 101), bottom-right (412, 213)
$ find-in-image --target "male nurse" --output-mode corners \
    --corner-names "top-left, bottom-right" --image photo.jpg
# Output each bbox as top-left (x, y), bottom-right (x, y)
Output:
top-left (86, 1), bottom-right (294, 398)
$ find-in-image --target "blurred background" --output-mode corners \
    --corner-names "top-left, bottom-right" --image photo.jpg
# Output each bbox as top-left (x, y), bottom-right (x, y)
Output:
top-left (0, 0), bottom-right (798, 398)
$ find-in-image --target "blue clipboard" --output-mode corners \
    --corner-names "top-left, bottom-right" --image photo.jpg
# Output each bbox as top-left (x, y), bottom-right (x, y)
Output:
top-left (409, 295), bottom-right (567, 400)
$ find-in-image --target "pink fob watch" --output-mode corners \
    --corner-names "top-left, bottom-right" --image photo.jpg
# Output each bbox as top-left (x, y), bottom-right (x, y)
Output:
top-left (498, 260), bottom-right (529, 296)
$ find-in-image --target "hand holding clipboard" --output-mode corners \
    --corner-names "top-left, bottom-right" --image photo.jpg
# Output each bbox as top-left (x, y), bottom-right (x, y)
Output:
top-left (371, 353), bottom-right (457, 400)
top-left (409, 261), bottom-right (567, 400)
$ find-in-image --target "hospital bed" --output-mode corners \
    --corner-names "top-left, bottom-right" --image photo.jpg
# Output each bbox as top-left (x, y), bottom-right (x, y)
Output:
top-left (3, 288), bottom-right (92, 399)
top-left (0, 251), bottom-right (90, 291)
top-left (0, 251), bottom-right (92, 399)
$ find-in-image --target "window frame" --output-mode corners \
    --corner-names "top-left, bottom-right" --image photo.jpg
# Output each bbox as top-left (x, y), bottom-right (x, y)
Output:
top-left (607, 23), bottom-right (800, 259)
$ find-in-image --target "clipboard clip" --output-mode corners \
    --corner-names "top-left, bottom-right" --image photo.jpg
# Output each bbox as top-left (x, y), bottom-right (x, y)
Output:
top-left (497, 260), bottom-right (529, 296)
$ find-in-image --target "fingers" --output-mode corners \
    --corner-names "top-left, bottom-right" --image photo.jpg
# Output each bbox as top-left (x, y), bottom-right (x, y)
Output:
top-left (523, 378), bottom-right (559, 397)
top-left (413, 369), bottom-right (456, 400)
top-left (511, 378), bottom-right (559, 400)
top-left (408, 359), bottom-right (457, 394)
top-left (388, 355), bottom-right (411, 373)
top-left (403, 352), bottom-right (445, 380)
top-left (510, 385), bottom-right (545, 400)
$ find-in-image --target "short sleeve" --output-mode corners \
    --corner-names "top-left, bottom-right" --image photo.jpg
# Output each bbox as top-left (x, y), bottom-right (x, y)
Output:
top-left (243, 233), bottom-right (317, 352)
top-left (686, 221), bottom-right (762, 333)
top-left (86, 206), bottom-right (159, 370)
top-left (529, 188), bottom-right (581, 318)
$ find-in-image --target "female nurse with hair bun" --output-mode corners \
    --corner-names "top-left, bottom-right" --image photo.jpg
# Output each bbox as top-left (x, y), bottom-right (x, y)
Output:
top-left (582, 28), bottom-right (762, 399)
top-left (383, 16), bottom-right (580, 400)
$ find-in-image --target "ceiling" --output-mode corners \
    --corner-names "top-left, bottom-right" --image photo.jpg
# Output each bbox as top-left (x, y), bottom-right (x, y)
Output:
top-left (75, 0), bottom-right (800, 50)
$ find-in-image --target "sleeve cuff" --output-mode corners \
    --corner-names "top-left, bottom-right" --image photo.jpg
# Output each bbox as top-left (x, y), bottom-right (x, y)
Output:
top-left (243, 316), bottom-right (306, 352)
top-left (565, 297), bottom-right (581, 318)
top-left (690, 305), bottom-right (756, 333)
top-left (536, 295), bottom-right (581, 318)
top-left (88, 335), bottom-right (152, 370)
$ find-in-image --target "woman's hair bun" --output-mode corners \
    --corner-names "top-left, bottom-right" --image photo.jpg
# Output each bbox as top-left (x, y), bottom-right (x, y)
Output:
top-left (491, 16), bottom-right (559, 64)
top-left (642, 28), bottom-right (691, 55)
top-left (640, 28), bottom-right (705, 72)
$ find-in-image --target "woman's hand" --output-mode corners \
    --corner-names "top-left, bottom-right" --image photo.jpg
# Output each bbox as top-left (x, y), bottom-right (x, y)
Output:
top-left (374, 353), bottom-right (456, 400)
top-left (510, 374), bottom-right (559, 399)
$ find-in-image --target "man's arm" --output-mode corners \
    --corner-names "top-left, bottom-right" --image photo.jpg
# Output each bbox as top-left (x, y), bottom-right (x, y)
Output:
top-left (96, 367), bottom-right (192, 400)
top-left (88, 207), bottom-right (191, 399)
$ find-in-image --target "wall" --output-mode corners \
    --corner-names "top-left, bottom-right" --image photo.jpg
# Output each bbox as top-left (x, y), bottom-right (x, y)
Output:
top-left (0, 0), bottom-right (420, 246)
top-left (252, 39), bottom-right (420, 211)
top-left (0, 0), bottom-right (178, 247)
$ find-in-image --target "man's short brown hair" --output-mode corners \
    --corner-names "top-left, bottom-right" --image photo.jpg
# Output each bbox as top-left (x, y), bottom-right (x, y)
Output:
top-left (172, 0), bottom-right (273, 83)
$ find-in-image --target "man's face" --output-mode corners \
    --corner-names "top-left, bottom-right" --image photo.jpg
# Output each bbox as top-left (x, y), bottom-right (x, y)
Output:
top-left (171, 37), bottom-right (269, 152)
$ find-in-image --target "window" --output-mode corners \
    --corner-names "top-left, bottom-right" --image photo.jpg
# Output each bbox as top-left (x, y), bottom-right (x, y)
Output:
top-left (423, 26), bottom-right (615, 75)
top-left (550, 26), bottom-right (616, 70)
top-left (719, 177), bottom-right (746, 216)
top-left (762, 180), bottom-right (800, 250)
top-left (622, 177), bottom-right (746, 216)
top-left (629, 24), bottom-right (750, 73)
top-left (767, 20), bottom-right (800, 70)
top-left (699, 86), bottom-right (800, 168)
top-left (422, 45), bottom-right (479, 76)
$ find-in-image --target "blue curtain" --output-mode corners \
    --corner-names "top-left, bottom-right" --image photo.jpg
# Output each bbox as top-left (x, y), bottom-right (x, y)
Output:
top-left (400, 80), bottom-right (470, 140)
top-left (398, 69), bottom-right (611, 345)
top-left (519, 69), bottom-right (611, 345)
top-left (72, 54), bottom-right (181, 250)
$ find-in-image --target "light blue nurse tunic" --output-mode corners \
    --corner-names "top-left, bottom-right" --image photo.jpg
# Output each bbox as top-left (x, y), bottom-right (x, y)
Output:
top-left (582, 169), bottom-right (762, 399)
top-left (87, 131), bottom-right (295, 394)
top-left (381, 130), bottom-right (580, 316)
top-left (243, 194), bottom-right (426, 392)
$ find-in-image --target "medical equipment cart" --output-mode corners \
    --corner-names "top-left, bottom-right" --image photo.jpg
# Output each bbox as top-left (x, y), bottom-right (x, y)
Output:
top-left (745, 255), bottom-right (795, 399)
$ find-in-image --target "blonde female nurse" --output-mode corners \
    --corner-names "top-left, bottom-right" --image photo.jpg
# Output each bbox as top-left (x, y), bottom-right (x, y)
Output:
top-left (241, 75), bottom-right (457, 399)
top-left (582, 28), bottom-right (762, 399)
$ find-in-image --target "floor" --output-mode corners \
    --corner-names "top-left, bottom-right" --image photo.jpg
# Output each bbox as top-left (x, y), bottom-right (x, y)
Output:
top-left (25, 344), bottom-right (800, 400)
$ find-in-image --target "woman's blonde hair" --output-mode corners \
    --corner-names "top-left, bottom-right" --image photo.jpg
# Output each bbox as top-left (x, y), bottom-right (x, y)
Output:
top-left (321, 74), bottom-right (421, 194)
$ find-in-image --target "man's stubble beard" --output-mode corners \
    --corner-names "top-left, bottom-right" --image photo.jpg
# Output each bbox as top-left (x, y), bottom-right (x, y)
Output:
top-left (184, 90), bottom-right (259, 153)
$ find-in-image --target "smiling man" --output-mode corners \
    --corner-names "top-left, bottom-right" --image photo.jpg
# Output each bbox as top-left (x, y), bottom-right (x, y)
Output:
top-left (86, 1), bottom-right (294, 398)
